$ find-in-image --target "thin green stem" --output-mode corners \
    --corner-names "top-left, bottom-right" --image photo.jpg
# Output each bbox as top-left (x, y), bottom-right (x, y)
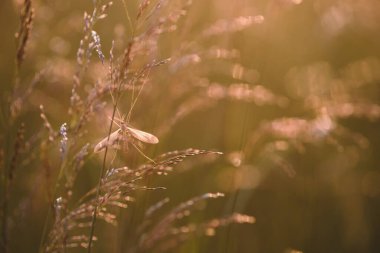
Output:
top-left (38, 159), bottom-right (67, 253)
top-left (223, 102), bottom-right (250, 253)
top-left (86, 100), bottom-right (116, 252)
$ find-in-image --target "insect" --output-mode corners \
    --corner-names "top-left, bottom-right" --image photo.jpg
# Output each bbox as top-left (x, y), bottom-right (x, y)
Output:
top-left (95, 64), bottom-right (158, 158)
top-left (94, 121), bottom-right (159, 154)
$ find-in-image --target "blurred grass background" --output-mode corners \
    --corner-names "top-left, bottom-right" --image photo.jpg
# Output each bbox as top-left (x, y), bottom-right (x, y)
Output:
top-left (1, 0), bottom-right (380, 252)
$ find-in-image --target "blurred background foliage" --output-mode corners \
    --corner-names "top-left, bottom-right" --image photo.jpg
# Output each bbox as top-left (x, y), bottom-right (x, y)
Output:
top-left (1, 0), bottom-right (380, 252)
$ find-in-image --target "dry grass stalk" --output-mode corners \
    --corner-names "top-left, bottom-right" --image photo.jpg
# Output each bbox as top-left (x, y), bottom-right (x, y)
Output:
top-left (138, 193), bottom-right (255, 252)
top-left (5, 1), bottom-right (380, 253)
top-left (0, 123), bottom-right (25, 253)
top-left (15, 0), bottom-right (34, 69)
top-left (45, 149), bottom-right (220, 252)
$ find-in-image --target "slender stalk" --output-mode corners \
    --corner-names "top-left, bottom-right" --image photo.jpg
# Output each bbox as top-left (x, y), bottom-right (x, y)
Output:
top-left (87, 39), bottom-right (134, 252)
top-left (1, 140), bottom-right (9, 253)
top-left (1, 1), bottom-right (29, 248)
top-left (87, 2), bottom-right (142, 248)
top-left (38, 161), bottom-right (66, 253)
top-left (87, 96), bottom-right (118, 252)
top-left (1, 117), bottom-right (11, 253)
top-left (223, 103), bottom-right (250, 253)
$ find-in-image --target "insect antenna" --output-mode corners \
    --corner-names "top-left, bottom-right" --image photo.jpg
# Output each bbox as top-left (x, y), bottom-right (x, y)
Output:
top-left (108, 106), bottom-right (127, 128)
top-left (109, 115), bottom-right (123, 126)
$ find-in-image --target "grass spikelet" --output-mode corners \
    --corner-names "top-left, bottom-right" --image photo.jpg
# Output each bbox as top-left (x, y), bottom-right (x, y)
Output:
top-left (15, 0), bottom-right (34, 69)
top-left (90, 30), bottom-right (105, 64)
top-left (139, 192), bottom-right (226, 250)
top-left (8, 123), bottom-right (25, 181)
top-left (3, 1), bottom-right (380, 253)
top-left (156, 213), bottom-right (255, 251)
top-left (39, 105), bottom-right (57, 142)
top-left (202, 15), bottom-right (264, 37)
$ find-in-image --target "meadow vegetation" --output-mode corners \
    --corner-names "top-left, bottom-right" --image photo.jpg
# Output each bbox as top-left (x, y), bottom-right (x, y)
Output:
top-left (1, 0), bottom-right (380, 252)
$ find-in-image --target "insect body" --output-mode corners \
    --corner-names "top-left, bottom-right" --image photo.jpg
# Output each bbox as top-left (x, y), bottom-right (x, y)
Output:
top-left (94, 124), bottom-right (159, 153)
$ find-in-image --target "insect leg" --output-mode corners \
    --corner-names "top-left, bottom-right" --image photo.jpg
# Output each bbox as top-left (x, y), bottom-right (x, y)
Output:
top-left (130, 142), bottom-right (156, 164)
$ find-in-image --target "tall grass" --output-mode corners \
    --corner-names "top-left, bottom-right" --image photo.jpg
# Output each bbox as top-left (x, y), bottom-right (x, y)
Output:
top-left (1, 0), bottom-right (380, 253)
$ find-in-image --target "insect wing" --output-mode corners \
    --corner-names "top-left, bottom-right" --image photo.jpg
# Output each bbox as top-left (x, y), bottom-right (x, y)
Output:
top-left (94, 129), bottom-right (122, 152)
top-left (126, 126), bottom-right (159, 144)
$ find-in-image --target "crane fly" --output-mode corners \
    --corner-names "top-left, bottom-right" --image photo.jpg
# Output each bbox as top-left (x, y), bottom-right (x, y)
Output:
top-left (94, 122), bottom-right (159, 153)
top-left (94, 65), bottom-right (158, 157)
